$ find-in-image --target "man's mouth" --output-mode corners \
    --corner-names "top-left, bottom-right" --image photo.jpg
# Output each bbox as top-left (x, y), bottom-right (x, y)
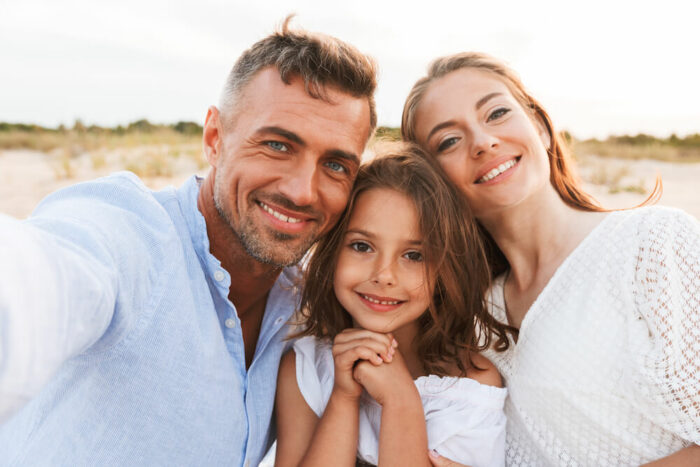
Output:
top-left (258, 201), bottom-right (304, 224)
top-left (475, 157), bottom-right (520, 184)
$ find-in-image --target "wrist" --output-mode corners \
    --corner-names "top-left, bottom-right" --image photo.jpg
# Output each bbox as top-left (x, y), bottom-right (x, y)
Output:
top-left (329, 387), bottom-right (362, 407)
top-left (379, 383), bottom-right (421, 410)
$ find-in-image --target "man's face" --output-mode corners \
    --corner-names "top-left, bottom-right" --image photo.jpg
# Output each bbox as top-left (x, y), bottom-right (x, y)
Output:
top-left (205, 67), bottom-right (371, 268)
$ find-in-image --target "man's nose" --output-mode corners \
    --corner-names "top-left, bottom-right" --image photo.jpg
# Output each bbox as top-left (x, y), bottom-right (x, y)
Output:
top-left (278, 158), bottom-right (319, 207)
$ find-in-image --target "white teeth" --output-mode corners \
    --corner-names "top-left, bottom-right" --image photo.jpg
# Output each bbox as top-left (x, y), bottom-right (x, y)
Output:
top-left (259, 202), bottom-right (302, 223)
top-left (361, 294), bottom-right (400, 305)
top-left (478, 159), bottom-right (517, 183)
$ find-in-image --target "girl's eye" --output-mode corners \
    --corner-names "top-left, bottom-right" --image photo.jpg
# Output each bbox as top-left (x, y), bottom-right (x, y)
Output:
top-left (404, 251), bottom-right (423, 262)
top-left (350, 241), bottom-right (372, 253)
top-left (487, 107), bottom-right (511, 122)
top-left (266, 141), bottom-right (288, 152)
top-left (325, 161), bottom-right (347, 174)
top-left (437, 137), bottom-right (459, 153)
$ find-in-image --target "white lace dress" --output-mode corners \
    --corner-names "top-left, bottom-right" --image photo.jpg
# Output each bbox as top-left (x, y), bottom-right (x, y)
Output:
top-left (293, 335), bottom-right (507, 466)
top-left (483, 206), bottom-right (700, 466)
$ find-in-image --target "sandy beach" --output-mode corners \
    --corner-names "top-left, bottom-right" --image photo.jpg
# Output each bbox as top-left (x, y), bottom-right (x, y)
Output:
top-left (1, 149), bottom-right (698, 220)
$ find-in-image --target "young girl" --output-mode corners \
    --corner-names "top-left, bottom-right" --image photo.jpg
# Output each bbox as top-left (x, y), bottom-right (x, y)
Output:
top-left (274, 143), bottom-right (514, 467)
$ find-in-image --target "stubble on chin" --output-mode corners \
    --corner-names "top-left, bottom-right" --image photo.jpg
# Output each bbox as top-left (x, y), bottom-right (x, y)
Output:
top-left (212, 181), bottom-right (317, 268)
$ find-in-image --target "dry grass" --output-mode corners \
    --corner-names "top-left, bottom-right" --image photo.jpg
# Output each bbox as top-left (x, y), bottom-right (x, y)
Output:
top-left (572, 140), bottom-right (700, 163)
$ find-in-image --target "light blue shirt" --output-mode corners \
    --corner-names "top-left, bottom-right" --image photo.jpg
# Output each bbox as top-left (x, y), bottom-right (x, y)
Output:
top-left (0, 173), bottom-right (297, 466)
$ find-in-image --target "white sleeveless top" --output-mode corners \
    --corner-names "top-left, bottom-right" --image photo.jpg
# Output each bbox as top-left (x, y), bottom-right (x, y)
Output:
top-left (293, 336), bottom-right (507, 466)
top-left (483, 206), bottom-right (700, 466)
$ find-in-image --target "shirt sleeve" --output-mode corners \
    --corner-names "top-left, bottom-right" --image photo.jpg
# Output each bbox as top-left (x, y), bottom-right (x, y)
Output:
top-left (423, 377), bottom-right (507, 467)
top-left (0, 173), bottom-right (174, 423)
top-left (0, 213), bottom-right (117, 422)
top-left (632, 207), bottom-right (700, 444)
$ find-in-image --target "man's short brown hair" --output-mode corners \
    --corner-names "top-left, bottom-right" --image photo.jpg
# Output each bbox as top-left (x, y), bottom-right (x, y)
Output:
top-left (220, 16), bottom-right (378, 134)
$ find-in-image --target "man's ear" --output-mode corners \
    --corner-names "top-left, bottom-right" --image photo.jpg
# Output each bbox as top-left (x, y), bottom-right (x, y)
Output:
top-left (203, 106), bottom-right (222, 166)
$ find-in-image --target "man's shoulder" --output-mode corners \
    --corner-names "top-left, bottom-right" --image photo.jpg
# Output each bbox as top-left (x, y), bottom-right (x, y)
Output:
top-left (33, 171), bottom-right (171, 223)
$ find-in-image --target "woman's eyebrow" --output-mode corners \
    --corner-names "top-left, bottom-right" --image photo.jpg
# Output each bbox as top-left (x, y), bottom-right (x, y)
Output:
top-left (476, 92), bottom-right (503, 110)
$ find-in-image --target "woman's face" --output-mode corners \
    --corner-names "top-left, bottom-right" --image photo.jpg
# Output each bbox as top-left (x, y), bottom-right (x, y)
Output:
top-left (413, 68), bottom-right (552, 219)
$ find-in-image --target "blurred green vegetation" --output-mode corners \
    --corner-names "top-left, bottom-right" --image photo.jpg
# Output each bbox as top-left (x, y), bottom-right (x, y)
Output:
top-left (0, 120), bottom-right (204, 152)
top-left (1, 122), bottom-right (699, 162)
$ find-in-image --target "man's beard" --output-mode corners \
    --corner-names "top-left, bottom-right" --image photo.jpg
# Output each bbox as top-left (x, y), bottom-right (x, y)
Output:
top-left (213, 178), bottom-right (318, 268)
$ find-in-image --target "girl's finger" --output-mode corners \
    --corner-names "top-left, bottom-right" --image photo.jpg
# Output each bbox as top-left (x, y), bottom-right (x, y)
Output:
top-left (335, 345), bottom-right (384, 367)
top-left (332, 338), bottom-right (394, 362)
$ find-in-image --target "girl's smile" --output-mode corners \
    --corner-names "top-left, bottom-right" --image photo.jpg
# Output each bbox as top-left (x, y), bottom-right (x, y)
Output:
top-left (333, 187), bottom-right (431, 333)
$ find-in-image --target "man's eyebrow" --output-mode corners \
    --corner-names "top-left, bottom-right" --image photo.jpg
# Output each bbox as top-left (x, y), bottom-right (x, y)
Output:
top-left (326, 149), bottom-right (360, 167)
top-left (256, 126), bottom-right (305, 145)
top-left (476, 92), bottom-right (502, 110)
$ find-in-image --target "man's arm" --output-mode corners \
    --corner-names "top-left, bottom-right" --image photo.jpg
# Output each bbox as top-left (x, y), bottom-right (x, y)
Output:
top-left (0, 214), bottom-right (117, 422)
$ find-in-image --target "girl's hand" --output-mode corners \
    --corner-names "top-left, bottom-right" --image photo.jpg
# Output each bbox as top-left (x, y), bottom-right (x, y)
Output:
top-left (331, 328), bottom-right (397, 400)
top-left (352, 347), bottom-right (415, 406)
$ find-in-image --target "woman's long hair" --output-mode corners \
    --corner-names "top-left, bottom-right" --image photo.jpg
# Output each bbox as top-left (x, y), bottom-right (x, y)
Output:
top-left (297, 143), bottom-right (515, 376)
top-left (401, 52), bottom-right (661, 275)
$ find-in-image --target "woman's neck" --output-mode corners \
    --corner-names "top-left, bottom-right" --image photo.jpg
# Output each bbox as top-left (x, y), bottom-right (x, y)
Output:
top-left (480, 184), bottom-right (606, 293)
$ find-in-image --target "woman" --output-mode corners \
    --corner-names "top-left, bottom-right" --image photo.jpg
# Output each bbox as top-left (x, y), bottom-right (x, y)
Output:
top-left (402, 52), bottom-right (699, 466)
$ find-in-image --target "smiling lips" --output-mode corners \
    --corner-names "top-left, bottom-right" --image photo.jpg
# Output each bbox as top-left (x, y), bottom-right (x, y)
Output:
top-left (357, 292), bottom-right (404, 312)
top-left (257, 200), bottom-right (315, 234)
top-left (475, 156), bottom-right (520, 184)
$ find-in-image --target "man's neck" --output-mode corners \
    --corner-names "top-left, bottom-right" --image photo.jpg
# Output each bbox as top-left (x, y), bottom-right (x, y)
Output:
top-left (197, 173), bottom-right (281, 317)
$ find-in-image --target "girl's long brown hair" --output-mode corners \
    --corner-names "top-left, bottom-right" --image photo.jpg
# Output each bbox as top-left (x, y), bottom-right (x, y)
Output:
top-left (401, 52), bottom-right (661, 276)
top-left (298, 143), bottom-right (515, 376)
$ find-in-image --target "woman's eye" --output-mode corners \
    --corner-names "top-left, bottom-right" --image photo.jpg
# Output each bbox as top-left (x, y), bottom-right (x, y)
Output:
top-left (325, 161), bottom-right (347, 174)
top-left (437, 137), bottom-right (458, 153)
top-left (404, 251), bottom-right (423, 262)
top-left (350, 241), bottom-right (371, 253)
top-left (266, 141), bottom-right (288, 152)
top-left (487, 107), bottom-right (511, 122)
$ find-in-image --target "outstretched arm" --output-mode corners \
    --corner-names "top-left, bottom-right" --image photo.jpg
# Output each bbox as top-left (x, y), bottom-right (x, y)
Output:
top-left (0, 214), bottom-right (117, 422)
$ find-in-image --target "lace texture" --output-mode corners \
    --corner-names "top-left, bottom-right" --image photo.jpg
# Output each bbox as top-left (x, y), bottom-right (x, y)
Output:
top-left (483, 207), bottom-right (700, 466)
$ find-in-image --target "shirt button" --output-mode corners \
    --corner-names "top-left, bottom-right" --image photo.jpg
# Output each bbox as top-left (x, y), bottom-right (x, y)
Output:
top-left (275, 317), bottom-right (284, 325)
top-left (214, 270), bottom-right (225, 282)
top-left (244, 461), bottom-right (250, 467)
top-left (225, 318), bottom-right (236, 329)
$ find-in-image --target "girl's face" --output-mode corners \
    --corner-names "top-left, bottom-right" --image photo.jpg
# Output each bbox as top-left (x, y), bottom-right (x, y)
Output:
top-left (413, 68), bottom-right (552, 219)
top-left (333, 187), bottom-right (432, 335)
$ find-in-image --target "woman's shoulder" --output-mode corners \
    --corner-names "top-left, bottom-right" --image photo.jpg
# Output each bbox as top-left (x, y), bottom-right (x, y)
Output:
top-left (604, 205), bottom-right (698, 235)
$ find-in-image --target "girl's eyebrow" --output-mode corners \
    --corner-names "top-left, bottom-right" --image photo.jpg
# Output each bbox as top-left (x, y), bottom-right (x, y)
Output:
top-left (346, 228), bottom-right (423, 246)
top-left (345, 228), bottom-right (373, 238)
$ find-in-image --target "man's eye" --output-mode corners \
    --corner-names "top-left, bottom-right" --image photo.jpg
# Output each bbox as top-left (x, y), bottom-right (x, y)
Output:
top-left (325, 161), bottom-right (347, 173)
top-left (350, 241), bottom-right (371, 253)
top-left (437, 137), bottom-right (458, 153)
top-left (266, 141), bottom-right (288, 152)
top-left (404, 251), bottom-right (423, 262)
top-left (487, 107), bottom-right (511, 122)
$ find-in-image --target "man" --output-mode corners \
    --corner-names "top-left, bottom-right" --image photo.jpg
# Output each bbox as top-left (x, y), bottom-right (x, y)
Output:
top-left (0, 18), bottom-right (376, 465)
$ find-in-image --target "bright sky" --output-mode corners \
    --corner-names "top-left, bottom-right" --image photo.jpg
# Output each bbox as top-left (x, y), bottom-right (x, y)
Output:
top-left (1, 0), bottom-right (698, 139)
